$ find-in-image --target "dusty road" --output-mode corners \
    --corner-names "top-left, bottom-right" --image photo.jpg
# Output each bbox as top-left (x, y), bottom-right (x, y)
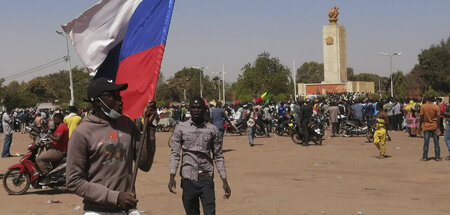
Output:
top-left (1, 130), bottom-right (449, 215)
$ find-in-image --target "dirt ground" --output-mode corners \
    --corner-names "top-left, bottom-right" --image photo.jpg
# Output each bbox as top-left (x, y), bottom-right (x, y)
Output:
top-left (1, 130), bottom-right (450, 215)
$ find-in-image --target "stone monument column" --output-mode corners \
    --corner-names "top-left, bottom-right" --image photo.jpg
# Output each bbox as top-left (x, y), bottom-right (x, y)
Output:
top-left (322, 7), bottom-right (347, 83)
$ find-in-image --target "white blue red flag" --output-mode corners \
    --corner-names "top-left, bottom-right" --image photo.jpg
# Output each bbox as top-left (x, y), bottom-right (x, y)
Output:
top-left (62, 0), bottom-right (175, 119)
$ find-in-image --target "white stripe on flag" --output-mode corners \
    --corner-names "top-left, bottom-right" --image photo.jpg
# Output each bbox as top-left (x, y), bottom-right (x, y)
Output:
top-left (61, 0), bottom-right (143, 75)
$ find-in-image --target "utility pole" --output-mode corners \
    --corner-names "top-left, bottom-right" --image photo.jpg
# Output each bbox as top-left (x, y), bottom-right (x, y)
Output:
top-left (193, 66), bottom-right (208, 98)
top-left (56, 31), bottom-right (74, 106)
top-left (293, 59), bottom-right (296, 101)
top-left (379, 52), bottom-right (402, 98)
top-left (222, 64), bottom-right (226, 103)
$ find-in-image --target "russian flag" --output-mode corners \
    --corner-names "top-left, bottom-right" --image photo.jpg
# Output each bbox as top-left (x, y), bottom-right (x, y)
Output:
top-left (62, 0), bottom-right (175, 119)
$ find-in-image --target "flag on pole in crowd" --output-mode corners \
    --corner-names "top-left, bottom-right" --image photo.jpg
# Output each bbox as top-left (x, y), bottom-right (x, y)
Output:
top-left (254, 91), bottom-right (270, 104)
top-left (261, 91), bottom-right (270, 100)
top-left (62, 0), bottom-right (175, 119)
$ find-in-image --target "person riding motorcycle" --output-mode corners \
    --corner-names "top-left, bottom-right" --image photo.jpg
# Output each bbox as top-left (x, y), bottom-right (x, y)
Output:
top-left (36, 113), bottom-right (69, 185)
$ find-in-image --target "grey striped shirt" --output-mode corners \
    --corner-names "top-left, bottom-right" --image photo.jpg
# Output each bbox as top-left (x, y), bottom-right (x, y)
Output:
top-left (169, 119), bottom-right (227, 180)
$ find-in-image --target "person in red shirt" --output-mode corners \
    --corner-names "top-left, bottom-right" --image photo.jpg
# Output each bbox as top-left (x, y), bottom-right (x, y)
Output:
top-left (36, 113), bottom-right (69, 183)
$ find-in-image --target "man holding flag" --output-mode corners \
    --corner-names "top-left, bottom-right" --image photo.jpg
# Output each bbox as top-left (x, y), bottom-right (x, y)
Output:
top-left (63, 0), bottom-right (175, 214)
top-left (67, 78), bottom-right (157, 214)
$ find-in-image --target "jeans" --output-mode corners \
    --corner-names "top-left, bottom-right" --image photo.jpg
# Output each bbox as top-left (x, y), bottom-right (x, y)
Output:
top-left (247, 127), bottom-right (255, 146)
top-left (445, 121), bottom-right (450, 152)
top-left (423, 130), bottom-right (440, 159)
top-left (2, 133), bottom-right (13, 157)
top-left (217, 128), bottom-right (224, 144)
top-left (388, 115), bottom-right (395, 131)
top-left (181, 177), bottom-right (216, 215)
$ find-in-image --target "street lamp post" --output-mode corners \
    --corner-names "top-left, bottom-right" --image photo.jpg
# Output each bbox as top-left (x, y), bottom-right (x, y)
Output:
top-left (212, 67), bottom-right (226, 103)
top-left (193, 66), bottom-right (208, 98)
top-left (211, 72), bottom-right (221, 101)
top-left (379, 52), bottom-right (402, 98)
top-left (293, 59), bottom-right (296, 101)
top-left (222, 64), bottom-right (226, 103)
top-left (56, 31), bottom-right (74, 106)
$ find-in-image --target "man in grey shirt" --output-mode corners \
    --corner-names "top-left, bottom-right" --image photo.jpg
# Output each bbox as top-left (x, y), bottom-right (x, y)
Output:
top-left (169, 97), bottom-right (231, 215)
top-left (393, 100), bottom-right (403, 131)
top-left (2, 107), bottom-right (14, 158)
top-left (384, 99), bottom-right (395, 131)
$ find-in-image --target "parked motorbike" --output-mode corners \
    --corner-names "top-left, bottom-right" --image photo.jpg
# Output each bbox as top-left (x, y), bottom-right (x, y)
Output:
top-left (14, 118), bottom-right (21, 132)
top-left (2, 137), bottom-right (66, 195)
top-left (339, 118), bottom-right (368, 137)
top-left (226, 119), bottom-right (247, 135)
top-left (274, 118), bottom-right (293, 136)
top-left (291, 116), bottom-right (326, 145)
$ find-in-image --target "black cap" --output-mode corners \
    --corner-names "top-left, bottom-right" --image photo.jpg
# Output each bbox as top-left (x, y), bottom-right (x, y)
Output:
top-left (189, 97), bottom-right (206, 108)
top-left (87, 77), bottom-right (128, 102)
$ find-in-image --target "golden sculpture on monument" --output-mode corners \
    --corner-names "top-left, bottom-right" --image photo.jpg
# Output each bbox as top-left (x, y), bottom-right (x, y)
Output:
top-left (328, 6), bottom-right (339, 25)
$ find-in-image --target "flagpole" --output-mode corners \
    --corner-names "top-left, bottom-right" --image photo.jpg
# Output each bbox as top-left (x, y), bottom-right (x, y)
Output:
top-left (293, 59), bottom-right (296, 101)
top-left (131, 118), bottom-right (148, 194)
top-left (131, 92), bottom-right (157, 194)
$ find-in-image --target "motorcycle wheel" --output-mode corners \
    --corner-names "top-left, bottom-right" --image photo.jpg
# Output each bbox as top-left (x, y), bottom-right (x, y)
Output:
top-left (312, 135), bottom-right (323, 145)
top-left (3, 168), bottom-right (30, 195)
top-left (275, 128), bottom-right (284, 136)
top-left (366, 130), bottom-right (374, 142)
top-left (237, 129), bottom-right (244, 135)
top-left (290, 132), bottom-right (303, 144)
top-left (255, 129), bottom-right (264, 136)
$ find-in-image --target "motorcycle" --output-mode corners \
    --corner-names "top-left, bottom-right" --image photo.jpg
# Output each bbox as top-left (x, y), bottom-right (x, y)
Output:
top-left (2, 137), bottom-right (66, 195)
top-left (339, 118), bottom-right (368, 137)
top-left (291, 116), bottom-right (326, 145)
top-left (274, 118), bottom-right (293, 136)
top-left (226, 119), bottom-right (247, 135)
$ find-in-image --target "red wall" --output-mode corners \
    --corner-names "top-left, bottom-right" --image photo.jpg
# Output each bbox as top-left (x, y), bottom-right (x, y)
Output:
top-left (306, 84), bottom-right (347, 94)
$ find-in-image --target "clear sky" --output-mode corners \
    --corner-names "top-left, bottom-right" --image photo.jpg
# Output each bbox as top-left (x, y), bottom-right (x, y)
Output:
top-left (1, 0), bottom-right (449, 84)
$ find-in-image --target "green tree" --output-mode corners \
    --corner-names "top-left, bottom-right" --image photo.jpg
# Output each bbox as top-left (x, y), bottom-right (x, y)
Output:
top-left (156, 67), bottom-right (220, 103)
top-left (24, 78), bottom-right (57, 102)
top-left (347, 67), bottom-right (355, 81)
top-left (2, 81), bottom-right (38, 109)
top-left (296, 62), bottom-right (356, 83)
top-left (46, 66), bottom-right (91, 106)
top-left (407, 36), bottom-right (450, 95)
top-left (232, 52), bottom-right (292, 102)
top-left (392, 71), bottom-right (406, 98)
top-left (296, 62), bottom-right (323, 83)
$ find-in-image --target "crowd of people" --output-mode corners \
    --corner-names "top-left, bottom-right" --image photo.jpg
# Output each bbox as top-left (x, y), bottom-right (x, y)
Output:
top-left (1, 84), bottom-right (449, 214)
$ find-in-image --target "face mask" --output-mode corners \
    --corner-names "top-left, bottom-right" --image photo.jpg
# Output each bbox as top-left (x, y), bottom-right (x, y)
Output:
top-left (98, 98), bottom-right (122, 119)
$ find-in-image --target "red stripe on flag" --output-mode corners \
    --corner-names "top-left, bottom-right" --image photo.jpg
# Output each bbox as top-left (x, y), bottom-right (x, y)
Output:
top-left (116, 44), bottom-right (165, 119)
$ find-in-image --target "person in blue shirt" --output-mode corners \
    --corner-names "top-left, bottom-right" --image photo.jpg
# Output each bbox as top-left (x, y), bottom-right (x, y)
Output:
top-left (210, 101), bottom-right (229, 143)
top-left (278, 102), bottom-right (286, 119)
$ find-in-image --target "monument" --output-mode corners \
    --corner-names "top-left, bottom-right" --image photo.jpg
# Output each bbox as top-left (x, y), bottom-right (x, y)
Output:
top-left (297, 7), bottom-right (374, 95)
top-left (323, 6), bottom-right (347, 83)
